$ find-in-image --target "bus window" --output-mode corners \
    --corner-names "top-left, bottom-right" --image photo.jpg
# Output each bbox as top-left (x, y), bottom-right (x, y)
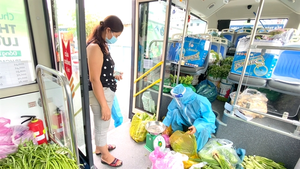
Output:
top-left (170, 6), bottom-right (207, 36)
top-left (229, 18), bottom-right (288, 32)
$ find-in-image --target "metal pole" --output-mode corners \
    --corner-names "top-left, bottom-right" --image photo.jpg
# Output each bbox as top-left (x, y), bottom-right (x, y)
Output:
top-left (156, 0), bottom-right (172, 120)
top-left (238, 107), bottom-right (300, 127)
top-left (231, 0), bottom-right (265, 115)
top-left (75, 0), bottom-right (95, 168)
top-left (176, 0), bottom-right (189, 84)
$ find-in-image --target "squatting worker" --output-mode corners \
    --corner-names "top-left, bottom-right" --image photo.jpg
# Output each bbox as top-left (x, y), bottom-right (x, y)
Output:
top-left (86, 15), bottom-right (123, 167)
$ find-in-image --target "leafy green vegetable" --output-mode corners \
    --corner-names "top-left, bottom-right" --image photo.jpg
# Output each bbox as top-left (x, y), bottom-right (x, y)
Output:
top-left (220, 57), bottom-right (233, 66)
top-left (242, 155), bottom-right (286, 169)
top-left (0, 141), bottom-right (79, 169)
top-left (208, 65), bottom-right (222, 78)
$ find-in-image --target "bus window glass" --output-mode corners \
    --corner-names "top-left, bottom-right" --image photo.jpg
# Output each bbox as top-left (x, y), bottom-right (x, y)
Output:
top-left (230, 19), bottom-right (288, 32)
top-left (170, 6), bottom-right (207, 35)
top-left (0, 0), bottom-right (36, 89)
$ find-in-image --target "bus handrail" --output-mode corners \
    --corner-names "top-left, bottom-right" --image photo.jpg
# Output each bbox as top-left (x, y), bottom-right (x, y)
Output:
top-left (36, 64), bottom-right (79, 166)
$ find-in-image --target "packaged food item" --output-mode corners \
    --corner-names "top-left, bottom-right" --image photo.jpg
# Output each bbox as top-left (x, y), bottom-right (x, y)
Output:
top-left (230, 89), bottom-right (268, 118)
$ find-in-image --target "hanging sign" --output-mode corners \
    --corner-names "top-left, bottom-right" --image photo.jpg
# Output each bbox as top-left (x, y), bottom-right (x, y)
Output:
top-left (62, 40), bottom-right (72, 80)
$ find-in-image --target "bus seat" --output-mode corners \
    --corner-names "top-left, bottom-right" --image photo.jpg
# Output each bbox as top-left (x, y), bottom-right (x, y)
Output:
top-left (220, 38), bottom-right (228, 58)
top-left (211, 37), bottom-right (221, 54)
top-left (176, 34), bottom-right (212, 75)
top-left (273, 49), bottom-right (300, 82)
top-left (267, 46), bottom-right (300, 96)
top-left (234, 29), bottom-right (251, 48)
top-left (207, 28), bottom-right (219, 33)
top-left (228, 73), bottom-right (267, 87)
top-left (267, 80), bottom-right (300, 96)
top-left (221, 29), bottom-right (235, 44)
top-left (256, 28), bottom-right (269, 34)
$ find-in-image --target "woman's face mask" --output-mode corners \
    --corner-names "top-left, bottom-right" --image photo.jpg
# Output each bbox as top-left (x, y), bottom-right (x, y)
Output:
top-left (106, 31), bottom-right (118, 44)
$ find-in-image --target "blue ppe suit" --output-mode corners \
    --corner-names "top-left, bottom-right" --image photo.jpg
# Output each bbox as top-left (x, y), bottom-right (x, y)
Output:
top-left (163, 84), bottom-right (216, 152)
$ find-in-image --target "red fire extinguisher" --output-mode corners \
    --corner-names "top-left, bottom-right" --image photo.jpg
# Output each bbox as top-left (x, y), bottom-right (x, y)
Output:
top-left (51, 108), bottom-right (64, 140)
top-left (21, 116), bottom-right (47, 145)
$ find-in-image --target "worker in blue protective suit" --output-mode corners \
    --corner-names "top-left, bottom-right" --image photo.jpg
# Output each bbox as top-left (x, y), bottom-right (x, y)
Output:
top-left (162, 84), bottom-right (216, 152)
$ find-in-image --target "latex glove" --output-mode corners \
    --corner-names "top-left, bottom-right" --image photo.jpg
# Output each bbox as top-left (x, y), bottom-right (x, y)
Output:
top-left (188, 126), bottom-right (196, 135)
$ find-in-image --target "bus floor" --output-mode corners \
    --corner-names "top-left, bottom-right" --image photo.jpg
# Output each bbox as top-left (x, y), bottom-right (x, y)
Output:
top-left (92, 121), bottom-right (152, 169)
top-left (90, 99), bottom-right (226, 169)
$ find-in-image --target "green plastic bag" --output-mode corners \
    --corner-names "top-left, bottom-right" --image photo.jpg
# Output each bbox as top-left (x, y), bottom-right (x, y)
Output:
top-left (129, 112), bottom-right (155, 142)
top-left (169, 130), bottom-right (198, 157)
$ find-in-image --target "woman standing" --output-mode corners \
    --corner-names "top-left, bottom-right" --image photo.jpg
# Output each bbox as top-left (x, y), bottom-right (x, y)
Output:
top-left (86, 15), bottom-right (123, 167)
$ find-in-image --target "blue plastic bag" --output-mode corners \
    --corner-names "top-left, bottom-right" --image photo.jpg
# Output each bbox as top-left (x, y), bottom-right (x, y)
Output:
top-left (111, 96), bottom-right (123, 128)
top-left (195, 80), bottom-right (218, 102)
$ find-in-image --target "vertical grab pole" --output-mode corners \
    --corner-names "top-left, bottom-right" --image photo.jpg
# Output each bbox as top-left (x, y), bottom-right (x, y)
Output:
top-left (156, 0), bottom-right (172, 120)
top-left (176, 0), bottom-right (190, 84)
top-left (231, 0), bottom-right (265, 115)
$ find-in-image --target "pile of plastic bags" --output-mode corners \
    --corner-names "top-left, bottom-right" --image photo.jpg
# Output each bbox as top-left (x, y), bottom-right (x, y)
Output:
top-left (0, 117), bottom-right (36, 159)
top-left (149, 147), bottom-right (188, 169)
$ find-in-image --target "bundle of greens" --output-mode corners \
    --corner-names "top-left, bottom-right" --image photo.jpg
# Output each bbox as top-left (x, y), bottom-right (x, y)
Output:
top-left (198, 139), bottom-right (241, 169)
top-left (242, 155), bottom-right (286, 169)
top-left (169, 74), bottom-right (193, 85)
top-left (220, 57), bottom-right (233, 66)
top-left (208, 65), bottom-right (222, 78)
top-left (0, 141), bottom-right (79, 169)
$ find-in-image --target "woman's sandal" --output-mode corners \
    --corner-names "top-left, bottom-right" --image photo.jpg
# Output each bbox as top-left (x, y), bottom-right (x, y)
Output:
top-left (101, 158), bottom-right (123, 167)
top-left (95, 144), bottom-right (116, 155)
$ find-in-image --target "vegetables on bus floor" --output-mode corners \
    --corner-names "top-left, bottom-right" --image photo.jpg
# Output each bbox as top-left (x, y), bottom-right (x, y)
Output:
top-left (242, 155), bottom-right (286, 169)
top-left (0, 140), bottom-right (79, 169)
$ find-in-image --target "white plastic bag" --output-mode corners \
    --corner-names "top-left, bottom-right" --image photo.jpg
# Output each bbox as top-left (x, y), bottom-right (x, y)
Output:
top-left (189, 162), bottom-right (207, 169)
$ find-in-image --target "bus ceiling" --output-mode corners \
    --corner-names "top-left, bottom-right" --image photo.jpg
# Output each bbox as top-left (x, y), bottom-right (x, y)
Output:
top-left (172, 0), bottom-right (300, 29)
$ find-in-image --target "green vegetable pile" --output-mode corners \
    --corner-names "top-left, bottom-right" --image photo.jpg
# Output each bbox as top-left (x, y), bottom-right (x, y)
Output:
top-left (198, 139), bottom-right (241, 169)
top-left (220, 57), bottom-right (233, 66)
top-left (170, 74), bottom-right (193, 85)
top-left (208, 57), bottom-right (234, 79)
top-left (0, 141), bottom-right (79, 169)
top-left (242, 155), bottom-right (286, 169)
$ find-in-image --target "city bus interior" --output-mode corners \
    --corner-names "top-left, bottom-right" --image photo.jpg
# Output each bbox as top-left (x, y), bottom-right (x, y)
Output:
top-left (0, 0), bottom-right (300, 168)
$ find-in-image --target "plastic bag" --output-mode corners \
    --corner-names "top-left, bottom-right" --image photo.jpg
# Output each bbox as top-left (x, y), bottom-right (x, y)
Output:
top-left (230, 89), bottom-right (268, 118)
top-left (162, 125), bottom-right (173, 136)
top-left (142, 92), bottom-right (156, 113)
top-left (189, 162), bottom-right (207, 169)
top-left (0, 117), bottom-right (36, 159)
top-left (129, 112), bottom-right (155, 142)
top-left (149, 147), bottom-right (187, 169)
top-left (169, 130), bottom-right (198, 157)
top-left (0, 145), bottom-right (18, 159)
top-left (111, 96), bottom-right (123, 128)
top-left (195, 80), bottom-right (218, 102)
top-left (0, 117), bottom-right (13, 146)
top-left (198, 138), bottom-right (242, 167)
top-left (11, 125), bottom-right (35, 145)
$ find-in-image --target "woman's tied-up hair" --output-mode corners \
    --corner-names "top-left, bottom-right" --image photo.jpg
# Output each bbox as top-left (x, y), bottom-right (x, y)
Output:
top-left (87, 16), bottom-right (123, 55)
